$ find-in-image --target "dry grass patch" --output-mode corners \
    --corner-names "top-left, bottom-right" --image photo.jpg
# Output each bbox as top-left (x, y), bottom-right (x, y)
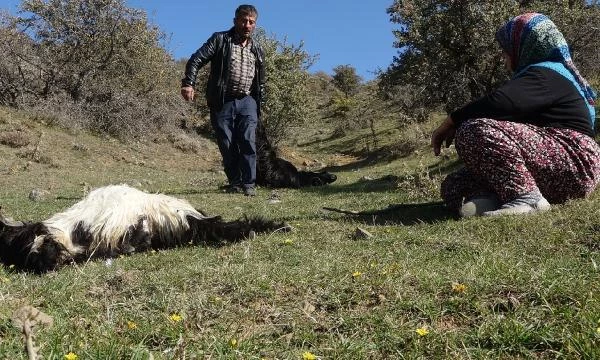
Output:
top-left (0, 130), bottom-right (32, 148)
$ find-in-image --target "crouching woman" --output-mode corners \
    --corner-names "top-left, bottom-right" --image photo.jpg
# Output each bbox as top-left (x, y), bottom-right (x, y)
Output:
top-left (431, 13), bottom-right (599, 217)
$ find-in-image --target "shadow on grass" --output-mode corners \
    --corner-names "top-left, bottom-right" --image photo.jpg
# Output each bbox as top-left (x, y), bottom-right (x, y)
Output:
top-left (321, 154), bottom-right (463, 183)
top-left (322, 201), bottom-right (455, 225)
top-left (164, 188), bottom-right (208, 196)
top-left (427, 157), bottom-right (464, 175)
top-left (296, 132), bottom-right (340, 148)
top-left (321, 145), bottom-right (418, 173)
top-left (321, 175), bottom-right (402, 194)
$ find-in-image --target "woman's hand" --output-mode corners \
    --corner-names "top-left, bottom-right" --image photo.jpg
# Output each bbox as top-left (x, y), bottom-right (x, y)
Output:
top-left (431, 116), bottom-right (456, 156)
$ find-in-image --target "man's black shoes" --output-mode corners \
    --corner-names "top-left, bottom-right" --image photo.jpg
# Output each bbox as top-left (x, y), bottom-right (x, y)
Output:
top-left (222, 184), bottom-right (256, 196)
top-left (243, 186), bottom-right (256, 197)
top-left (223, 185), bottom-right (243, 194)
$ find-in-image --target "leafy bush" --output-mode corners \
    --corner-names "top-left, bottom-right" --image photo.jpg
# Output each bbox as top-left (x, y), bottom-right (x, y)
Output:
top-left (256, 30), bottom-right (317, 145)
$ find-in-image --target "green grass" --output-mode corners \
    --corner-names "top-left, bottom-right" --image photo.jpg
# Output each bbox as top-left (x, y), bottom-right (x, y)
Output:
top-left (0, 107), bottom-right (599, 359)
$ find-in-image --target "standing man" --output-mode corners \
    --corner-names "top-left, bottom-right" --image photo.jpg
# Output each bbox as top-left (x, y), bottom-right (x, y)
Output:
top-left (181, 4), bottom-right (265, 197)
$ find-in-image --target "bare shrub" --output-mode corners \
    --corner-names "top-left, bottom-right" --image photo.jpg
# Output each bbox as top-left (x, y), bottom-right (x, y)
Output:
top-left (167, 132), bottom-right (206, 154)
top-left (0, 1), bottom-right (185, 141)
top-left (26, 93), bottom-right (88, 130)
top-left (395, 164), bottom-right (440, 200)
top-left (0, 130), bottom-right (31, 148)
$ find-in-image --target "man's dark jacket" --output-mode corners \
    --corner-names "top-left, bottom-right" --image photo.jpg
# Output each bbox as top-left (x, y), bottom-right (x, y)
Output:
top-left (182, 27), bottom-right (265, 114)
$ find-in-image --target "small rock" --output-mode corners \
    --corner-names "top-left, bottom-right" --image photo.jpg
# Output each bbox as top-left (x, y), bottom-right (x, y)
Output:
top-left (28, 189), bottom-right (47, 202)
top-left (267, 190), bottom-right (281, 204)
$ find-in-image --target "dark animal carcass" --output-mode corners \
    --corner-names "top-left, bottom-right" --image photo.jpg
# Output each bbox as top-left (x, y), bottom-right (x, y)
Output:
top-left (255, 120), bottom-right (337, 188)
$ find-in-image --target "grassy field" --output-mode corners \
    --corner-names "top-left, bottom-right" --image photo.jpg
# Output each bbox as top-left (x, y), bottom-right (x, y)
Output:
top-left (0, 106), bottom-right (599, 359)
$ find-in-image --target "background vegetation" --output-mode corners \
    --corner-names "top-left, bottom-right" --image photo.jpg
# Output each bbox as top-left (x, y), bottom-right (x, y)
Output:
top-left (1, 0), bottom-right (597, 143)
top-left (382, 0), bottom-right (600, 119)
top-left (0, 0), bottom-right (599, 359)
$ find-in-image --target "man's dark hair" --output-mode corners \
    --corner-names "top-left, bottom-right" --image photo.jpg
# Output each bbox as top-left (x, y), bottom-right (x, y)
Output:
top-left (235, 4), bottom-right (258, 18)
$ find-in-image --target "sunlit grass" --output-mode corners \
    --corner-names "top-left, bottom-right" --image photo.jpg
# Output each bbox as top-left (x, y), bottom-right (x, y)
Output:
top-left (0, 107), bottom-right (598, 359)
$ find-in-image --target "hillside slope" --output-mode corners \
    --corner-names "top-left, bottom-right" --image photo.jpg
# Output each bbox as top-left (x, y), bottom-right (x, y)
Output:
top-left (1, 106), bottom-right (599, 359)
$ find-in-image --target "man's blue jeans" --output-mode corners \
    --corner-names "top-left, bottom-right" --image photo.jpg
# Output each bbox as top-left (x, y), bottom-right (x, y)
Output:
top-left (210, 95), bottom-right (257, 189)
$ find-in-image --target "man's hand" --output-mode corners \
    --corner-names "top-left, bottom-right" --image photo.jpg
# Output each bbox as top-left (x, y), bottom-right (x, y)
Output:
top-left (431, 115), bottom-right (457, 156)
top-left (181, 86), bottom-right (195, 101)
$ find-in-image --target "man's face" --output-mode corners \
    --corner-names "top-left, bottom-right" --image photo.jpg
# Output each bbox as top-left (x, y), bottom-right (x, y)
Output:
top-left (234, 13), bottom-right (256, 39)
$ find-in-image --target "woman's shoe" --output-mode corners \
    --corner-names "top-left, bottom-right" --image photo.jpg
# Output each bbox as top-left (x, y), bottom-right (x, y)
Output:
top-left (483, 192), bottom-right (550, 216)
top-left (459, 194), bottom-right (500, 217)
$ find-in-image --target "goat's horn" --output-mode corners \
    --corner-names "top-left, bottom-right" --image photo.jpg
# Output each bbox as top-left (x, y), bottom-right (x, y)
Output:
top-left (0, 207), bottom-right (24, 227)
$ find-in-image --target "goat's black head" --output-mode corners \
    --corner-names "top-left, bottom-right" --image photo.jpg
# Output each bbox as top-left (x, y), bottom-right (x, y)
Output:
top-left (299, 171), bottom-right (337, 187)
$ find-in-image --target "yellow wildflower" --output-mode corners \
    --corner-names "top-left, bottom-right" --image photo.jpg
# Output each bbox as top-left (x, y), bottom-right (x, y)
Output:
top-left (64, 352), bottom-right (78, 360)
top-left (302, 351), bottom-right (317, 360)
top-left (127, 320), bottom-right (137, 329)
top-left (415, 326), bottom-right (430, 336)
top-left (229, 338), bottom-right (238, 348)
top-left (352, 271), bottom-right (363, 278)
top-left (282, 239), bottom-right (293, 245)
top-left (169, 313), bottom-right (183, 322)
top-left (451, 282), bottom-right (467, 293)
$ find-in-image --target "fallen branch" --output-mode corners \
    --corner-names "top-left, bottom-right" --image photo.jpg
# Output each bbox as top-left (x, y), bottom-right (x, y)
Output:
top-left (323, 201), bottom-right (445, 216)
top-left (11, 306), bottom-right (54, 360)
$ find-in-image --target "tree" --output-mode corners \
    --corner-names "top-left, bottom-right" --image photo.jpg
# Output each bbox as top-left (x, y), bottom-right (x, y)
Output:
top-left (381, 0), bottom-right (600, 121)
top-left (382, 0), bottom-right (518, 118)
top-left (332, 65), bottom-right (362, 98)
top-left (0, 11), bottom-right (37, 106)
top-left (323, 70), bottom-right (392, 143)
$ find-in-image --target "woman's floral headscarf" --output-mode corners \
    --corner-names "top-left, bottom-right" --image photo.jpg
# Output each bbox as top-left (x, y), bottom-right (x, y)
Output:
top-left (495, 12), bottom-right (596, 106)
